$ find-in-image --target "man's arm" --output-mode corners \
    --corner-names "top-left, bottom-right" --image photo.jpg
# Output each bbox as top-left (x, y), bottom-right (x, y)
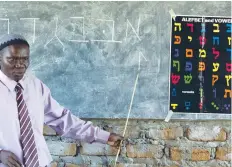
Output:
top-left (40, 81), bottom-right (110, 144)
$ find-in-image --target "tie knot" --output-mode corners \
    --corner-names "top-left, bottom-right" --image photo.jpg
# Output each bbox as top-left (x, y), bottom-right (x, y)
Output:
top-left (15, 83), bottom-right (23, 92)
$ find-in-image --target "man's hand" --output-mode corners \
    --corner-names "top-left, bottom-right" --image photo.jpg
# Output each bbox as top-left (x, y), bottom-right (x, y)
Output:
top-left (0, 150), bottom-right (22, 167)
top-left (107, 133), bottom-right (124, 148)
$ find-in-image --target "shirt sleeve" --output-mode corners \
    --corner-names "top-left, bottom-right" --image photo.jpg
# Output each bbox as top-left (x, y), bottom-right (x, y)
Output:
top-left (40, 81), bottom-right (110, 144)
top-left (0, 148), bottom-right (2, 163)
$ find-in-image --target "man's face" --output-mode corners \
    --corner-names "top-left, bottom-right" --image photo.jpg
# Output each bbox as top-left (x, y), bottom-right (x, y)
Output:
top-left (0, 44), bottom-right (30, 82)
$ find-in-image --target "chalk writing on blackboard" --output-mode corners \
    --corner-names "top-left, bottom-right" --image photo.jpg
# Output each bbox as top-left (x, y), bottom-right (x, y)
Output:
top-left (44, 17), bottom-right (65, 49)
top-left (0, 18), bottom-right (9, 34)
top-left (0, 15), bottom-right (150, 45)
top-left (20, 18), bottom-right (40, 43)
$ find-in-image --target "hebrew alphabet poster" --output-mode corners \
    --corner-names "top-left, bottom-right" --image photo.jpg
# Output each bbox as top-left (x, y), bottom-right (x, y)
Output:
top-left (169, 15), bottom-right (231, 114)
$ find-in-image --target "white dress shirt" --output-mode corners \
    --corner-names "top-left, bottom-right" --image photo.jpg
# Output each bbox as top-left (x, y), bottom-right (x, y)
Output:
top-left (0, 70), bottom-right (110, 166)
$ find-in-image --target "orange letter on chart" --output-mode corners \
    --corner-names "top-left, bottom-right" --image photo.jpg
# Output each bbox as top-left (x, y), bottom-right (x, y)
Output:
top-left (186, 49), bottom-right (193, 57)
top-left (212, 75), bottom-right (218, 86)
top-left (199, 62), bottom-right (205, 71)
top-left (224, 89), bottom-right (232, 98)
top-left (174, 36), bottom-right (181, 44)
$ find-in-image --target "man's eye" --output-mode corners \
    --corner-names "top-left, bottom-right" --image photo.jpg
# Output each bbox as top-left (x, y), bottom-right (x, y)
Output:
top-left (7, 58), bottom-right (13, 61)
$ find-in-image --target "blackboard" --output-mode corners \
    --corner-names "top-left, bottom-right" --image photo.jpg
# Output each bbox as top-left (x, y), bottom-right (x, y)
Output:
top-left (0, 1), bottom-right (231, 119)
top-left (169, 15), bottom-right (232, 114)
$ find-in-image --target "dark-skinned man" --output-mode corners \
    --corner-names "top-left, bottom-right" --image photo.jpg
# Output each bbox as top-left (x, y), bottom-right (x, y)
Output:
top-left (0, 34), bottom-right (123, 167)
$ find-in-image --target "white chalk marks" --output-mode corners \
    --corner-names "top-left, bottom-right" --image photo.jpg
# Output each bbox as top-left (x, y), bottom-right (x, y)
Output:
top-left (45, 17), bottom-right (65, 50)
top-left (69, 17), bottom-right (88, 43)
top-left (126, 50), bottom-right (148, 70)
top-left (138, 51), bottom-right (148, 70)
top-left (69, 17), bottom-right (122, 43)
top-left (126, 17), bottom-right (141, 41)
top-left (20, 18), bottom-right (40, 43)
top-left (90, 18), bottom-right (122, 43)
top-left (0, 14), bottom-right (155, 45)
top-left (0, 18), bottom-right (10, 34)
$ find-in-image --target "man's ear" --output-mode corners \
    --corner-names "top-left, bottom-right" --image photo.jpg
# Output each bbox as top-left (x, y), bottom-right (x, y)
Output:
top-left (0, 52), bottom-right (2, 69)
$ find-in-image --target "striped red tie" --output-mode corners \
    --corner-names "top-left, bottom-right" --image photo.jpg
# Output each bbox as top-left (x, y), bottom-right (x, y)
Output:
top-left (15, 83), bottom-right (39, 167)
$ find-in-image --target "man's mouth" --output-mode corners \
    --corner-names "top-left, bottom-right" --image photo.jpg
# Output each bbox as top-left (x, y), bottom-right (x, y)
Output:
top-left (14, 68), bottom-right (25, 73)
top-left (13, 70), bottom-right (25, 76)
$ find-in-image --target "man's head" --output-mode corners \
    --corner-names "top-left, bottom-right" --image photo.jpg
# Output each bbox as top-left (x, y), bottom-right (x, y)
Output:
top-left (0, 34), bottom-right (30, 82)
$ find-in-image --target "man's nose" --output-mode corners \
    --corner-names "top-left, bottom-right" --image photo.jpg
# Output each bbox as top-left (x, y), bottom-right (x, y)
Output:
top-left (14, 59), bottom-right (24, 68)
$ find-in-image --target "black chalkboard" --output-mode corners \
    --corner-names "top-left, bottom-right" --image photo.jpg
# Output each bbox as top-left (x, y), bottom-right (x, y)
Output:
top-left (0, 2), bottom-right (231, 119)
top-left (169, 15), bottom-right (232, 114)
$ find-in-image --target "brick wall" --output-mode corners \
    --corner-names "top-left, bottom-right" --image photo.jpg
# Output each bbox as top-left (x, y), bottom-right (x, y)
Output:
top-left (43, 119), bottom-right (231, 167)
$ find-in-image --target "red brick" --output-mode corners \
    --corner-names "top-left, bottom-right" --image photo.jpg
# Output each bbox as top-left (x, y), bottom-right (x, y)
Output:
top-left (170, 147), bottom-right (182, 161)
top-left (191, 148), bottom-right (210, 161)
top-left (215, 147), bottom-right (231, 161)
top-left (149, 127), bottom-right (183, 140)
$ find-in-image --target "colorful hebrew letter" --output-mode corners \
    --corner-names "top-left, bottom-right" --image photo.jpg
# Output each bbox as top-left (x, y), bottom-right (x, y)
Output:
top-left (224, 104), bottom-right (231, 111)
top-left (213, 88), bottom-right (216, 98)
top-left (225, 75), bottom-right (232, 87)
top-left (228, 37), bottom-right (231, 45)
top-left (173, 60), bottom-right (180, 72)
top-left (199, 36), bottom-right (206, 46)
top-left (185, 61), bottom-right (192, 72)
top-left (187, 23), bottom-right (193, 32)
top-left (172, 88), bottom-right (177, 96)
top-left (185, 101), bottom-right (191, 110)
top-left (186, 49), bottom-right (193, 57)
top-left (212, 48), bottom-right (220, 59)
top-left (213, 63), bottom-right (220, 72)
top-left (213, 36), bottom-right (220, 45)
top-left (198, 75), bottom-right (204, 83)
top-left (171, 73), bottom-right (180, 85)
top-left (171, 103), bottom-right (178, 110)
top-left (188, 36), bottom-right (192, 42)
top-left (211, 102), bottom-right (219, 110)
top-left (174, 23), bottom-right (181, 31)
top-left (212, 75), bottom-right (218, 86)
top-left (174, 36), bottom-right (181, 44)
top-left (224, 89), bottom-right (232, 98)
top-left (226, 24), bottom-right (231, 33)
top-left (213, 23), bottom-right (220, 33)
top-left (199, 62), bottom-right (205, 71)
top-left (226, 63), bottom-right (232, 72)
top-left (226, 49), bottom-right (232, 59)
top-left (199, 49), bottom-right (206, 58)
top-left (184, 74), bottom-right (192, 84)
top-left (201, 23), bottom-right (206, 33)
top-left (174, 49), bottom-right (179, 57)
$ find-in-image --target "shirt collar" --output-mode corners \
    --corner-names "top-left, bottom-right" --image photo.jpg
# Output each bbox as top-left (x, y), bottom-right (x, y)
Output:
top-left (0, 70), bottom-right (26, 92)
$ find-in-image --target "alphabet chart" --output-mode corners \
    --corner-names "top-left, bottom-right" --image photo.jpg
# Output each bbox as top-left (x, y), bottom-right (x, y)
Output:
top-left (169, 15), bottom-right (231, 114)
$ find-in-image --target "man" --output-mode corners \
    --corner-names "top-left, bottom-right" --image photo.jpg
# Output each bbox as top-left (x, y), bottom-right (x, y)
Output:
top-left (0, 34), bottom-right (123, 167)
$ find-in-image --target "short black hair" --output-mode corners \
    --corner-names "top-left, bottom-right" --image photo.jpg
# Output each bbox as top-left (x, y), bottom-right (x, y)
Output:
top-left (0, 34), bottom-right (29, 52)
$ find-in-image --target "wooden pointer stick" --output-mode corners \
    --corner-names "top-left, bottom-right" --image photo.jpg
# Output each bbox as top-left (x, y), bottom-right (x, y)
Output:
top-left (113, 72), bottom-right (140, 167)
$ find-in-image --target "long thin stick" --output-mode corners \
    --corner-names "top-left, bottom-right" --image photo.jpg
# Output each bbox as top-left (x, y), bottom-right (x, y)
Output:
top-left (113, 72), bottom-right (140, 167)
